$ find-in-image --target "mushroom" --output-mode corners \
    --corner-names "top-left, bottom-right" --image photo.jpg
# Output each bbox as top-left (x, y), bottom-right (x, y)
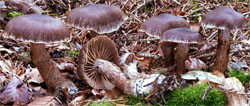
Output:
top-left (4, 14), bottom-right (78, 95)
top-left (201, 6), bottom-right (246, 73)
top-left (139, 13), bottom-right (189, 39)
top-left (159, 27), bottom-right (205, 74)
top-left (66, 4), bottom-right (127, 38)
top-left (81, 36), bottom-right (120, 90)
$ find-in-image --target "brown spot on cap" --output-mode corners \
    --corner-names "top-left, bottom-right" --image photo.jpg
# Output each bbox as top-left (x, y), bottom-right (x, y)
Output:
top-left (66, 4), bottom-right (127, 34)
top-left (160, 27), bottom-right (205, 44)
top-left (201, 6), bottom-right (246, 30)
top-left (84, 36), bottom-right (120, 90)
top-left (139, 13), bottom-right (189, 38)
top-left (4, 14), bottom-right (70, 43)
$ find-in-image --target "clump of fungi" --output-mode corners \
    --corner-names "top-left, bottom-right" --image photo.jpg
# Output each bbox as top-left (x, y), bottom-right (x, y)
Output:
top-left (160, 27), bottom-right (205, 74)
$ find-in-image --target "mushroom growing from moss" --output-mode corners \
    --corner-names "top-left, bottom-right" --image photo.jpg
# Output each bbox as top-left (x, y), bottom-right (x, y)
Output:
top-left (139, 13), bottom-right (189, 39)
top-left (4, 14), bottom-right (78, 95)
top-left (201, 6), bottom-right (246, 73)
top-left (66, 4), bottom-right (127, 38)
top-left (80, 36), bottom-right (120, 90)
top-left (160, 27), bottom-right (205, 74)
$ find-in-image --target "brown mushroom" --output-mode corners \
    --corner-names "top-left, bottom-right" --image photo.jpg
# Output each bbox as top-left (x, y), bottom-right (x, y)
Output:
top-left (66, 4), bottom-right (127, 38)
top-left (139, 13), bottom-right (189, 39)
top-left (4, 14), bottom-right (78, 95)
top-left (201, 6), bottom-right (246, 73)
top-left (81, 36), bottom-right (120, 90)
top-left (160, 27), bottom-right (205, 74)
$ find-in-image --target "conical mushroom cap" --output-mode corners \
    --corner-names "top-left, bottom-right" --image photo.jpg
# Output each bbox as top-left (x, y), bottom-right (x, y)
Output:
top-left (83, 36), bottom-right (120, 90)
top-left (139, 13), bottom-right (189, 38)
top-left (66, 4), bottom-right (127, 34)
top-left (4, 14), bottom-right (70, 43)
top-left (201, 6), bottom-right (246, 30)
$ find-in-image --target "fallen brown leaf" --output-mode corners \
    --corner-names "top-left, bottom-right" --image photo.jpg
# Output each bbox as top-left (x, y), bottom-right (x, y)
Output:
top-left (0, 76), bottom-right (29, 104)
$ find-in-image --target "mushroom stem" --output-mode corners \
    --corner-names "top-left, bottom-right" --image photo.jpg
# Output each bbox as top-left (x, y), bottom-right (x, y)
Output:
top-left (95, 59), bottom-right (128, 91)
top-left (161, 43), bottom-right (176, 68)
top-left (213, 30), bottom-right (230, 73)
top-left (95, 59), bottom-right (168, 96)
top-left (30, 43), bottom-right (77, 94)
top-left (77, 46), bottom-right (85, 79)
top-left (175, 44), bottom-right (189, 74)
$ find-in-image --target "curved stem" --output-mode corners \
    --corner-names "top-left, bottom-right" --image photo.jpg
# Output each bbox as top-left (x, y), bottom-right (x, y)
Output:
top-left (213, 30), bottom-right (230, 73)
top-left (30, 43), bottom-right (77, 94)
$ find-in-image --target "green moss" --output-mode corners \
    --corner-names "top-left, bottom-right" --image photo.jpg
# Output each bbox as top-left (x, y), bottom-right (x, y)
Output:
top-left (125, 96), bottom-right (149, 106)
top-left (63, 50), bottom-right (80, 58)
top-left (8, 12), bottom-right (23, 18)
top-left (87, 101), bottom-right (114, 106)
top-left (228, 70), bottom-right (250, 85)
top-left (163, 84), bottom-right (227, 106)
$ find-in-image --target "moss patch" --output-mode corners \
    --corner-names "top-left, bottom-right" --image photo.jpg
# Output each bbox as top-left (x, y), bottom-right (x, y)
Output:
top-left (163, 84), bottom-right (227, 106)
top-left (87, 101), bottom-right (114, 106)
top-left (228, 70), bottom-right (250, 84)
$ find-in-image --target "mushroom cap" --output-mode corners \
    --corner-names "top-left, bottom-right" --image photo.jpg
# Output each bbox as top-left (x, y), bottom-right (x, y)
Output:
top-left (4, 14), bottom-right (70, 43)
top-left (139, 13), bottom-right (189, 38)
top-left (84, 36), bottom-right (120, 90)
top-left (160, 27), bottom-right (205, 44)
top-left (66, 4), bottom-right (127, 34)
top-left (201, 6), bottom-right (246, 30)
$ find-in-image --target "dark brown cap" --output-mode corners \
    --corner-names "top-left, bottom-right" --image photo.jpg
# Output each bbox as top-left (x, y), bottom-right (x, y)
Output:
top-left (4, 14), bottom-right (70, 43)
top-left (66, 4), bottom-right (127, 34)
top-left (160, 27), bottom-right (205, 44)
top-left (84, 36), bottom-right (120, 90)
top-left (201, 6), bottom-right (246, 30)
top-left (139, 13), bottom-right (189, 38)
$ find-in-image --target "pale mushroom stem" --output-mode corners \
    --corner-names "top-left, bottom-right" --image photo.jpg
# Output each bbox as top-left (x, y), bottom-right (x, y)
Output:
top-left (30, 43), bottom-right (76, 93)
top-left (213, 30), bottom-right (230, 73)
top-left (161, 43), bottom-right (175, 68)
top-left (175, 44), bottom-right (189, 74)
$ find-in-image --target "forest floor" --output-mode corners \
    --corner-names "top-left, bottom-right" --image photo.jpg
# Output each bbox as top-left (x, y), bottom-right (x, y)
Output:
top-left (0, 0), bottom-right (249, 106)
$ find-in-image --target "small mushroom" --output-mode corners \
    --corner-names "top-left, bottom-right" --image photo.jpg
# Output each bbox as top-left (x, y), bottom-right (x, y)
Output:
top-left (201, 6), bottom-right (246, 73)
top-left (160, 27), bottom-right (205, 74)
top-left (66, 4), bottom-right (127, 38)
top-left (81, 36), bottom-right (120, 90)
top-left (139, 13), bottom-right (189, 39)
top-left (4, 14), bottom-right (78, 95)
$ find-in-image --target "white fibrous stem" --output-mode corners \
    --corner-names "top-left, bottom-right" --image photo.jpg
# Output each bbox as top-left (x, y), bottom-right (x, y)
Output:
top-left (125, 74), bottom-right (166, 96)
top-left (120, 53), bottom-right (141, 79)
top-left (95, 59), bottom-right (167, 96)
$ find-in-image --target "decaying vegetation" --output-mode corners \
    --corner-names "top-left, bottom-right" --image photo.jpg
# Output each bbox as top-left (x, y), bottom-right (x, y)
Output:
top-left (0, 0), bottom-right (249, 105)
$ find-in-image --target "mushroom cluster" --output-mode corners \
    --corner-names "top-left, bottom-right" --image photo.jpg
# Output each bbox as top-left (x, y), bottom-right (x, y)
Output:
top-left (1, 3), bottom-right (247, 99)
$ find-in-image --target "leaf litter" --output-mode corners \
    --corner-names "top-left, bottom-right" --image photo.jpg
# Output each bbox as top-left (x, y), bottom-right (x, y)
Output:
top-left (0, 0), bottom-right (249, 105)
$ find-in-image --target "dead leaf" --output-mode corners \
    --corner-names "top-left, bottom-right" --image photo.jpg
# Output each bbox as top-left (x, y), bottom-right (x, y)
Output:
top-left (27, 96), bottom-right (60, 106)
top-left (26, 67), bottom-right (43, 84)
top-left (0, 76), bottom-right (29, 104)
top-left (185, 58), bottom-right (207, 70)
top-left (181, 71), bottom-right (223, 84)
top-left (223, 77), bottom-right (248, 106)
